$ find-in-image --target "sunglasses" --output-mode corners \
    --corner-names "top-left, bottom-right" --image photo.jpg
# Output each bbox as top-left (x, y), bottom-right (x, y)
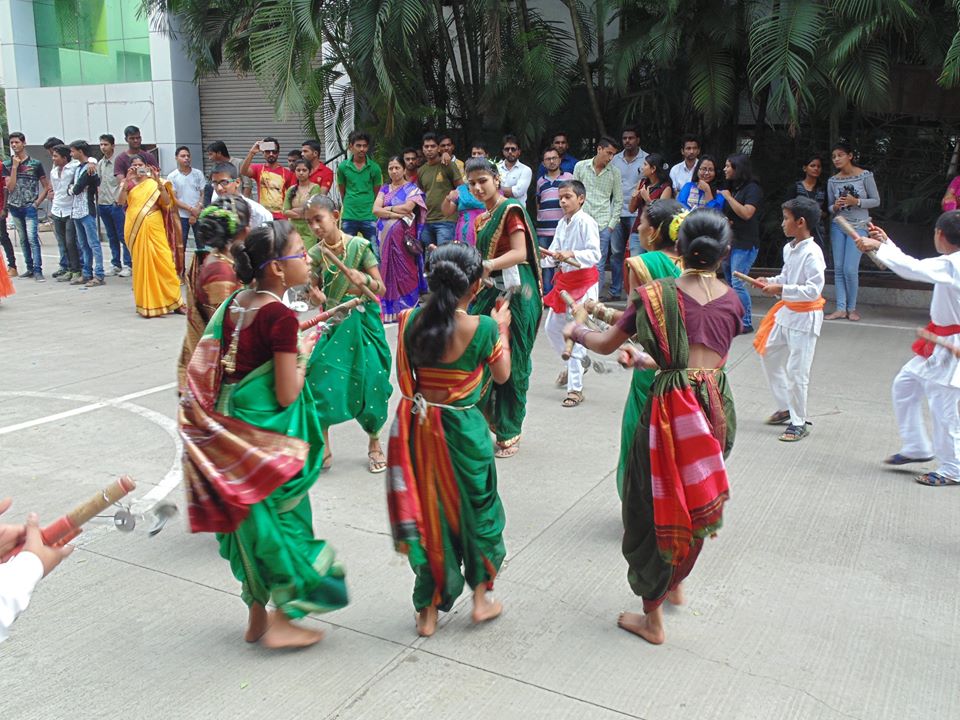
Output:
top-left (503, 146), bottom-right (519, 152)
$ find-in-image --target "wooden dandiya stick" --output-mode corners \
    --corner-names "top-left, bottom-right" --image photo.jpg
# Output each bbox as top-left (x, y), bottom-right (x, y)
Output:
top-left (540, 247), bottom-right (583, 269)
top-left (732, 270), bottom-right (767, 289)
top-left (917, 327), bottom-right (960, 358)
top-left (320, 246), bottom-right (381, 303)
top-left (560, 289), bottom-right (590, 360)
top-left (833, 215), bottom-right (887, 269)
top-left (299, 297), bottom-right (363, 331)
top-left (2, 476), bottom-right (137, 561)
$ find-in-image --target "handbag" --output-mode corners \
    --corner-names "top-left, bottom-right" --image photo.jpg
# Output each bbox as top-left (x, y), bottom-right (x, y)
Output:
top-left (402, 219), bottom-right (422, 256)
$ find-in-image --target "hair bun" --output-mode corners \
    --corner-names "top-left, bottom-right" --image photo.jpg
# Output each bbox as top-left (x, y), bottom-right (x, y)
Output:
top-left (428, 258), bottom-right (470, 295)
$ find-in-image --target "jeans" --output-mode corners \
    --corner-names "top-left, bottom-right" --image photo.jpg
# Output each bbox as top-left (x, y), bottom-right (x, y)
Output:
top-left (74, 214), bottom-right (104, 279)
top-left (8, 205), bottom-right (41, 274)
top-left (0, 213), bottom-right (15, 269)
top-left (52, 215), bottom-right (81, 272)
top-left (598, 225), bottom-right (624, 297)
top-left (341, 219), bottom-right (377, 242)
top-left (421, 221), bottom-right (455, 249)
top-left (179, 216), bottom-right (203, 251)
top-left (537, 233), bottom-right (555, 293)
top-left (99, 204), bottom-right (131, 267)
top-left (723, 245), bottom-right (759, 330)
top-left (830, 221), bottom-right (861, 312)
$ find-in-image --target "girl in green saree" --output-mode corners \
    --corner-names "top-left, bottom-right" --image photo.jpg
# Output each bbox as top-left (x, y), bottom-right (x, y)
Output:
top-left (465, 158), bottom-right (543, 458)
top-left (179, 220), bottom-right (348, 649)
top-left (304, 195), bottom-right (393, 474)
top-left (566, 211), bottom-right (741, 645)
top-left (386, 243), bottom-right (513, 636)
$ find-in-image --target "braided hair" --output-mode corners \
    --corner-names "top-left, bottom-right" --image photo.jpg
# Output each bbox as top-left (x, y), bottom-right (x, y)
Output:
top-left (195, 196), bottom-right (251, 251)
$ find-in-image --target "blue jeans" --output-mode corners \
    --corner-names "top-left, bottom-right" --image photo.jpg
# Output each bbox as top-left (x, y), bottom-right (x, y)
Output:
top-left (598, 225), bottom-right (624, 297)
top-left (420, 221), bottom-right (455, 249)
top-left (74, 214), bottom-right (104, 279)
top-left (341, 219), bottom-right (377, 242)
top-left (830, 221), bottom-right (861, 312)
top-left (537, 234), bottom-right (555, 293)
top-left (613, 215), bottom-right (645, 261)
top-left (723, 245), bottom-right (759, 330)
top-left (99, 204), bottom-right (131, 268)
top-left (179, 216), bottom-right (203, 251)
top-left (8, 205), bottom-right (41, 274)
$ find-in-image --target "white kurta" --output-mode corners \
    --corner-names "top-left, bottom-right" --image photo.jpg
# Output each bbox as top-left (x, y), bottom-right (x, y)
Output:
top-left (0, 552), bottom-right (44, 643)
top-left (543, 210), bottom-right (602, 393)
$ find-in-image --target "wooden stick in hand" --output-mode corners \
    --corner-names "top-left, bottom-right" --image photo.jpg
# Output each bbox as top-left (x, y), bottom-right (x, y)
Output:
top-left (834, 215), bottom-right (887, 269)
top-left (732, 270), bottom-right (766, 289)
top-left (299, 297), bottom-right (363, 331)
top-left (540, 247), bottom-right (583, 269)
top-left (320, 246), bottom-right (380, 303)
top-left (917, 327), bottom-right (960, 359)
top-left (560, 290), bottom-right (589, 360)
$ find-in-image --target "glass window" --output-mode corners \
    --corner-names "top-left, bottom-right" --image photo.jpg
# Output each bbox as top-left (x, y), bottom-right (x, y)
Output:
top-left (34, 0), bottom-right (151, 87)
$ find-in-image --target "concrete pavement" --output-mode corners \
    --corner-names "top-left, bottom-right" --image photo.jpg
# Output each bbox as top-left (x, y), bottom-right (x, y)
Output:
top-left (0, 255), bottom-right (957, 720)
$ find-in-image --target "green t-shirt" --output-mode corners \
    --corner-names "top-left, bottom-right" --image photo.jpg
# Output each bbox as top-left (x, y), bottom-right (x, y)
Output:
top-left (417, 161), bottom-right (462, 223)
top-left (336, 156), bottom-right (382, 221)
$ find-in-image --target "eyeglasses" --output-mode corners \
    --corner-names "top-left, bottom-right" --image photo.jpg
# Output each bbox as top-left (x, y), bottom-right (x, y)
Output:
top-left (258, 251), bottom-right (307, 270)
top-left (213, 178), bottom-right (235, 187)
top-left (503, 146), bottom-right (519, 152)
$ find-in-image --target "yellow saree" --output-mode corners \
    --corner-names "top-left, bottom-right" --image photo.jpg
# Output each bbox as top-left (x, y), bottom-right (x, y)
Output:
top-left (125, 179), bottom-right (184, 318)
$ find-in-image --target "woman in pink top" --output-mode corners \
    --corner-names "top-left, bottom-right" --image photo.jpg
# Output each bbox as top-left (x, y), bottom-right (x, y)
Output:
top-left (941, 176), bottom-right (960, 211)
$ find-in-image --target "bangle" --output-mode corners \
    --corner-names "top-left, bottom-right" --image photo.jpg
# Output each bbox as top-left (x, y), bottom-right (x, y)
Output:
top-left (571, 324), bottom-right (595, 345)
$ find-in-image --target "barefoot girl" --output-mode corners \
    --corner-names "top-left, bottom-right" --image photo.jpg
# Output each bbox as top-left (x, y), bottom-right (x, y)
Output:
top-left (387, 243), bottom-right (512, 636)
top-left (180, 220), bottom-right (348, 649)
top-left (304, 195), bottom-right (393, 474)
top-left (565, 210), bottom-right (740, 644)
top-left (466, 158), bottom-right (542, 458)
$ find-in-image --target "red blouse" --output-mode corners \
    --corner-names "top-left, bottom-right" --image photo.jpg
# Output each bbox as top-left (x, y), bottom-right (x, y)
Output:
top-left (222, 301), bottom-right (299, 380)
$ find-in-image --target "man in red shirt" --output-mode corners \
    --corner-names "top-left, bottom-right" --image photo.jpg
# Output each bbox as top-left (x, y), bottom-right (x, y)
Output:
top-left (239, 137), bottom-right (295, 219)
top-left (301, 140), bottom-right (333, 193)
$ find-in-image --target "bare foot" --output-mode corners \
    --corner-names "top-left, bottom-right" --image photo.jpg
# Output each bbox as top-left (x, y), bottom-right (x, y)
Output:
top-left (666, 583), bottom-right (685, 606)
top-left (244, 603), bottom-right (269, 643)
top-left (260, 611), bottom-right (324, 649)
top-left (472, 586), bottom-right (503, 624)
top-left (617, 610), bottom-right (665, 645)
top-left (416, 606), bottom-right (438, 637)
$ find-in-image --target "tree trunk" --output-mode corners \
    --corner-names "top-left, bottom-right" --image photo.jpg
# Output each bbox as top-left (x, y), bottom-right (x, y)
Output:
top-left (596, 1), bottom-right (605, 108)
top-left (432, 0), bottom-right (472, 121)
top-left (563, 0), bottom-right (606, 136)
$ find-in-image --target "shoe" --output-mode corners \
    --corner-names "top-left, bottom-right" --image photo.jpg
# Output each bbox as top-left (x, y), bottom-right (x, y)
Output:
top-left (84, 277), bottom-right (105, 287)
top-left (52, 268), bottom-right (68, 279)
top-left (19, 271), bottom-right (34, 279)
top-left (119, 267), bottom-right (132, 278)
top-left (109, 265), bottom-right (122, 276)
top-left (779, 424), bottom-right (809, 442)
top-left (765, 410), bottom-right (790, 425)
top-left (34, 272), bottom-right (45, 282)
top-left (70, 274), bottom-right (91, 285)
top-left (6, 266), bottom-right (17, 277)
top-left (57, 272), bottom-right (75, 283)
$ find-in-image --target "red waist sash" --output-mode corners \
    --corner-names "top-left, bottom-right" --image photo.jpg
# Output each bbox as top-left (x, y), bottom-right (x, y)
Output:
top-left (913, 322), bottom-right (960, 358)
top-left (543, 267), bottom-right (599, 312)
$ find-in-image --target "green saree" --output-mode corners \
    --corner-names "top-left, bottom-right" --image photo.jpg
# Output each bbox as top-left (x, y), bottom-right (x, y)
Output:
top-left (471, 199), bottom-right (543, 445)
top-left (181, 292), bottom-right (348, 618)
top-left (387, 309), bottom-right (507, 611)
top-left (617, 251), bottom-right (683, 498)
top-left (307, 233), bottom-right (393, 434)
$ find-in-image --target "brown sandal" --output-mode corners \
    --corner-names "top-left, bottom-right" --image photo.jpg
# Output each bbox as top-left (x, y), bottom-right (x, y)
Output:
top-left (561, 390), bottom-right (584, 408)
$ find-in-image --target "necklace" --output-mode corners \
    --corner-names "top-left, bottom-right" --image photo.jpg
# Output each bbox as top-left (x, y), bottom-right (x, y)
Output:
top-left (323, 234), bottom-right (345, 254)
top-left (455, 308), bottom-right (468, 315)
top-left (256, 289), bottom-right (284, 303)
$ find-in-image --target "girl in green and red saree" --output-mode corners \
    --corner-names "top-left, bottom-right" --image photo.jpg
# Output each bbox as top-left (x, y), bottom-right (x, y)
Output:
top-left (179, 220), bottom-right (348, 650)
top-left (387, 243), bottom-right (513, 637)
top-left (304, 195), bottom-right (394, 474)
top-left (565, 210), bottom-right (742, 645)
top-left (465, 157), bottom-right (543, 458)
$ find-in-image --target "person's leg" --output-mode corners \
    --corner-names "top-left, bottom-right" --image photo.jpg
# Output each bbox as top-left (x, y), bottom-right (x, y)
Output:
top-left (891, 365), bottom-right (932, 459)
top-left (784, 329), bottom-right (818, 427)
top-left (598, 227), bottom-right (612, 297)
top-left (829, 222), bottom-right (847, 314)
top-left (72, 219), bottom-right (93, 281)
top-left (543, 308), bottom-right (567, 358)
top-left (63, 216), bottom-right (80, 276)
top-left (924, 381), bottom-right (960, 479)
top-left (51, 216), bottom-right (69, 275)
top-left (434, 221), bottom-right (455, 247)
top-left (842, 232), bottom-right (861, 315)
top-left (760, 340), bottom-right (791, 415)
top-left (420, 222), bottom-right (437, 251)
top-left (23, 206), bottom-right (42, 276)
top-left (107, 205), bottom-right (132, 268)
top-left (179, 216), bottom-right (191, 253)
top-left (538, 234), bottom-right (555, 293)
top-left (99, 204), bottom-right (122, 271)
top-left (8, 207), bottom-right (33, 276)
top-left (0, 213), bottom-right (15, 271)
top-left (81, 215), bottom-right (105, 280)
top-left (628, 217), bottom-right (643, 258)
top-left (728, 247), bottom-right (758, 331)
top-left (340, 219), bottom-right (358, 237)
top-left (609, 223), bottom-right (626, 298)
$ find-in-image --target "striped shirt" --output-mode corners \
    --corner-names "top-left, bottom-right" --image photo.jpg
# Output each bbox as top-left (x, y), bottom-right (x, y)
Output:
top-left (535, 171), bottom-right (574, 239)
top-left (573, 158), bottom-right (622, 230)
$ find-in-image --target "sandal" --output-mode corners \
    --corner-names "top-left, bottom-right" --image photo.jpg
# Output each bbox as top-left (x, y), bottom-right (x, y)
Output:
top-left (322, 452), bottom-right (332, 471)
top-left (494, 438), bottom-right (520, 459)
top-left (555, 369), bottom-right (568, 387)
top-left (765, 410), bottom-right (790, 425)
top-left (778, 423), bottom-right (809, 442)
top-left (825, 310), bottom-right (848, 320)
top-left (367, 450), bottom-right (387, 474)
top-left (561, 390), bottom-right (584, 408)
top-left (915, 471), bottom-right (960, 486)
top-left (884, 453), bottom-right (934, 466)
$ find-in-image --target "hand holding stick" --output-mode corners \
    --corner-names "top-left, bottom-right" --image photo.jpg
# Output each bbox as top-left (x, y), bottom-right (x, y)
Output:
top-left (540, 247), bottom-right (583, 269)
top-left (917, 327), bottom-right (960, 359)
top-left (732, 271), bottom-right (767, 289)
top-left (320, 246), bottom-right (380, 303)
top-left (560, 290), bottom-right (589, 360)
top-left (2, 476), bottom-right (137, 561)
top-left (299, 297), bottom-right (363, 331)
top-left (834, 215), bottom-right (887, 269)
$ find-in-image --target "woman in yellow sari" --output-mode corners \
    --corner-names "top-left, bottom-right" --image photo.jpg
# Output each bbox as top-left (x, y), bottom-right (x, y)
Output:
top-left (119, 154), bottom-right (184, 318)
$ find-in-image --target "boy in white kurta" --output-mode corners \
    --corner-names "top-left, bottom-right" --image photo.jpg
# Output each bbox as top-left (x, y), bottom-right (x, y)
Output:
top-left (754, 197), bottom-right (826, 442)
top-left (541, 180), bottom-right (601, 407)
top-left (857, 211), bottom-right (960, 485)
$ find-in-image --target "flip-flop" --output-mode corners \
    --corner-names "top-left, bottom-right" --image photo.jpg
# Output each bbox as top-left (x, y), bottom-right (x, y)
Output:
top-left (884, 453), bottom-right (935, 466)
top-left (367, 451), bottom-right (387, 474)
top-left (916, 471), bottom-right (960, 486)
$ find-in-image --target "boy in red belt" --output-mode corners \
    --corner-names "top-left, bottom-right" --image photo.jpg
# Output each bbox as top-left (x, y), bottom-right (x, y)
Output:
top-left (541, 180), bottom-right (601, 407)
top-left (857, 212), bottom-right (960, 485)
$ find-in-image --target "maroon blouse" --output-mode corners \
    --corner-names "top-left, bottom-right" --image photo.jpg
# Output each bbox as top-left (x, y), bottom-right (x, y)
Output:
top-left (222, 301), bottom-right (299, 380)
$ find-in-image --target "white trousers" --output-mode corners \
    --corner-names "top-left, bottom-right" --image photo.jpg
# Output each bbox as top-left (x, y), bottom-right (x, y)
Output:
top-left (760, 326), bottom-right (818, 426)
top-left (892, 364), bottom-right (960, 478)
top-left (543, 283), bottom-right (598, 393)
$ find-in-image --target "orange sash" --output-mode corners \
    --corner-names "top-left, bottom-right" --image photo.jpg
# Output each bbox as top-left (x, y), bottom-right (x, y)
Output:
top-left (753, 297), bottom-right (826, 355)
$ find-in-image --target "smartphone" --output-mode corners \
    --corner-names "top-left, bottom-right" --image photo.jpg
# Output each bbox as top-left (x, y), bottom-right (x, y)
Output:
top-left (260, 141), bottom-right (277, 152)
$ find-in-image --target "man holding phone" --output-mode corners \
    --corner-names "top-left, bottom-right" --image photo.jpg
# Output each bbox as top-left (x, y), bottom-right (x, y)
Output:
top-left (240, 137), bottom-right (295, 219)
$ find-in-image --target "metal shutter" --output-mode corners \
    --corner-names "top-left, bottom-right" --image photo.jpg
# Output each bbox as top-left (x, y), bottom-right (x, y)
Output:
top-left (198, 64), bottom-right (324, 176)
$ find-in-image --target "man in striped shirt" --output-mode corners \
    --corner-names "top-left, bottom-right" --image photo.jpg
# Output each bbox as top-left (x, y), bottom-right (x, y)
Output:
top-left (536, 147), bottom-right (574, 292)
top-left (574, 137), bottom-right (623, 301)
